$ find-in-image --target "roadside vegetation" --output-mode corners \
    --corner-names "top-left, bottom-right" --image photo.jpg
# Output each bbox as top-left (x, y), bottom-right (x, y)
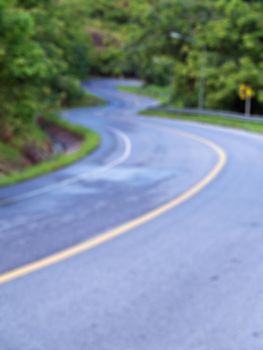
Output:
top-left (0, 0), bottom-right (262, 185)
top-left (66, 92), bottom-right (106, 109)
top-left (87, 0), bottom-right (263, 113)
top-left (118, 83), bottom-right (263, 134)
top-left (118, 85), bottom-right (171, 104)
top-left (0, 114), bottom-right (100, 187)
top-left (142, 109), bottom-right (263, 135)
top-left (123, 0), bottom-right (263, 114)
top-left (0, 0), bottom-right (102, 183)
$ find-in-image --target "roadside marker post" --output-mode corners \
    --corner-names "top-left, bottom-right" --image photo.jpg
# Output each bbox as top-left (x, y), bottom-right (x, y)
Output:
top-left (239, 84), bottom-right (254, 117)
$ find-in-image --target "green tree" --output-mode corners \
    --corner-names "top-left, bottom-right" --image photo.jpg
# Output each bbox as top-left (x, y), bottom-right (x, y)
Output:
top-left (0, 1), bottom-right (53, 138)
top-left (0, 0), bottom-right (93, 141)
top-left (200, 0), bottom-right (263, 112)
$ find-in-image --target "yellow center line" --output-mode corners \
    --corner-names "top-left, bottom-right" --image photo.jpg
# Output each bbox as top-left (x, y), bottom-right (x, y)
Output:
top-left (0, 126), bottom-right (227, 285)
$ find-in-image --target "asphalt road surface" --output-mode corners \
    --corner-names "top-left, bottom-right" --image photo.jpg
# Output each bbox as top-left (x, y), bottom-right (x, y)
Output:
top-left (1, 79), bottom-right (263, 350)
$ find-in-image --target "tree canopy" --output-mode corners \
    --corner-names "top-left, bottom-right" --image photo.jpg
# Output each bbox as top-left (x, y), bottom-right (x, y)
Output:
top-left (119, 0), bottom-right (263, 112)
top-left (0, 0), bottom-right (91, 139)
top-left (0, 0), bottom-right (262, 142)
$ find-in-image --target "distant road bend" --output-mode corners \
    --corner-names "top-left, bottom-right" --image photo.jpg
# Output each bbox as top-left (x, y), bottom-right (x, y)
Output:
top-left (1, 79), bottom-right (263, 350)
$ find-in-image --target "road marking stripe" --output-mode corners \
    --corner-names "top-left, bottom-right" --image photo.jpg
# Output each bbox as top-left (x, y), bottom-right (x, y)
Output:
top-left (0, 127), bottom-right (227, 285)
top-left (0, 128), bottom-right (131, 205)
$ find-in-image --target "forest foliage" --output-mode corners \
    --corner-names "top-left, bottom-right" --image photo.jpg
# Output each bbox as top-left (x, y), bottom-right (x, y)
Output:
top-left (0, 0), bottom-right (91, 140)
top-left (0, 0), bottom-right (263, 143)
top-left (88, 0), bottom-right (263, 113)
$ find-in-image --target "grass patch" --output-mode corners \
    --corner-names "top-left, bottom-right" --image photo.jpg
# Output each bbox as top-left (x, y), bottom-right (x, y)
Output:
top-left (141, 108), bottom-right (263, 134)
top-left (69, 91), bottom-right (106, 108)
top-left (121, 84), bottom-right (263, 134)
top-left (0, 142), bottom-right (21, 162)
top-left (0, 114), bottom-right (100, 187)
top-left (118, 84), bottom-right (170, 104)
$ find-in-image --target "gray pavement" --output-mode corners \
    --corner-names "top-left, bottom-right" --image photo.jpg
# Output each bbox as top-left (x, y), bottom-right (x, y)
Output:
top-left (1, 79), bottom-right (263, 349)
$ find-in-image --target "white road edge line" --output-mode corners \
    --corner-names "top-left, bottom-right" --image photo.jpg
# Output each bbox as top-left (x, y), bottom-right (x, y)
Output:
top-left (0, 127), bottom-right (132, 205)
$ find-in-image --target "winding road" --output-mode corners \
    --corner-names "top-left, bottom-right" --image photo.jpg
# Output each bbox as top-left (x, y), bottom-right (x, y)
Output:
top-left (1, 79), bottom-right (263, 349)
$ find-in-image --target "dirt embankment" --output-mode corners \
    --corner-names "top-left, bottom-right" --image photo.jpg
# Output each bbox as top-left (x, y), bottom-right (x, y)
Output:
top-left (0, 119), bottom-right (83, 177)
top-left (40, 118), bottom-right (83, 155)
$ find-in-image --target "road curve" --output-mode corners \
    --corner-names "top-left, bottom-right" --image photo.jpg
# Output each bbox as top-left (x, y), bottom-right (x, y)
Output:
top-left (1, 79), bottom-right (263, 349)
